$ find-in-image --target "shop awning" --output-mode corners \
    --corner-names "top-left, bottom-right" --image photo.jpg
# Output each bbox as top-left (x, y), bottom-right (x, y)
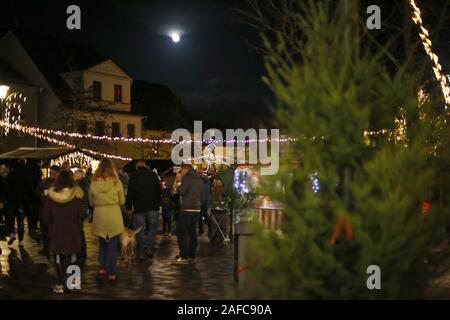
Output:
top-left (0, 147), bottom-right (99, 160)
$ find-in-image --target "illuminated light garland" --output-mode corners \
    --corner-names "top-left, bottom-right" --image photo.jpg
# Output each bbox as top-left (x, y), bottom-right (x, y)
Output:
top-left (311, 172), bottom-right (320, 194)
top-left (234, 169), bottom-right (249, 194)
top-left (392, 107), bottom-right (408, 146)
top-left (79, 148), bottom-right (131, 161)
top-left (3, 92), bottom-right (26, 136)
top-left (364, 126), bottom-right (406, 145)
top-left (409, 0), bottom-right (450, 108)
top-left (0, 115), bottom-right (411, 152)
top-left (363, 129), bottom-right (390, 137)
top-left (418, 89), bottom-right (429, 106)
top-left (0, 121), bottom-right (297, 145)
top-left (50, 151), bottom-right (97, 168)
top-left (0, 120), bottom-right (132, 161)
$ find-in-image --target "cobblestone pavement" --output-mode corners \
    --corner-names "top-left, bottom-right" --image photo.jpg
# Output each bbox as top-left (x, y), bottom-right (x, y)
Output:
top-left (0, 220), bottom-right (235, 299)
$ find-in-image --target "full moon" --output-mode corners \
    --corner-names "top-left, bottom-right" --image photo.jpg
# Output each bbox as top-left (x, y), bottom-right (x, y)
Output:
top-left (171, 33), bottom-right (180, 43)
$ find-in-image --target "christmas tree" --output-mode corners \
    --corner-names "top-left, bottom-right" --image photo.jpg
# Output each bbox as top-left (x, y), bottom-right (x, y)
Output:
top-left (241, 0), bottom-right (450, 299)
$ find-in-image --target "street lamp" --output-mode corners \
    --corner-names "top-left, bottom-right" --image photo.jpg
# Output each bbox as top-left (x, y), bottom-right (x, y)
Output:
top-left (0, 85), bottom-right (9, 136)
top-left (0, 85), bottom-right (9, 100)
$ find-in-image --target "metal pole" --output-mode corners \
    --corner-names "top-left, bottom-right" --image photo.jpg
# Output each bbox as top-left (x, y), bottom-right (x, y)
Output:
top-left (233, 232), bottom-right (239, 283)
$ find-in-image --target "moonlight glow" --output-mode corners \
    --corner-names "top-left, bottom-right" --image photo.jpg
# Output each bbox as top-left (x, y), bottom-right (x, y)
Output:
top-left (171, 32), bottom-right (180, 43)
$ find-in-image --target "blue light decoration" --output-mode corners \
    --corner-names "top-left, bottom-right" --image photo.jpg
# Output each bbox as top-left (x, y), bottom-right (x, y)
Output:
top-left (311, 172), bottom-right (320, 194)
top-left (233, 169), bottom-right (249, 194)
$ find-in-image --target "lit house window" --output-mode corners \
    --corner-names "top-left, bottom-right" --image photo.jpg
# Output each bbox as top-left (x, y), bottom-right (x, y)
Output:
top-left (93, 81), bottom-right (102, 100)
top-left (127, 124), bottom-right (135, 138)
top-left (112, 122), bottom-right (121, 137)
top-left (114, 84), bottom-right (122, 102)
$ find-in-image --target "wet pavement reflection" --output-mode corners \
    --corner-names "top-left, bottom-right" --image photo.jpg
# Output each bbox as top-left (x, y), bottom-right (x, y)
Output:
top-left (0, 221), bottom-right (234, 299)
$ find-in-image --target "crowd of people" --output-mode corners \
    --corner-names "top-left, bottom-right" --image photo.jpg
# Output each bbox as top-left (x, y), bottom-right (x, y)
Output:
top-left (0, 158), bottom-right (213, 294)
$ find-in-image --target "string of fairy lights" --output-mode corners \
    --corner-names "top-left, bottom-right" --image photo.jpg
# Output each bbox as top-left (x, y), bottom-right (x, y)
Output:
top-left (0, 114), bottom-right (421, 158)
top-left (50, 151), bottom-right (98, 168)
top-left (4, 92), bottom-right (26, 136)
top-left (0, 120), bottom-right (132, 161)
top-left (0, 120), bottom-right (296, 144)
top-left (409, 0), bottom-right (450, 108)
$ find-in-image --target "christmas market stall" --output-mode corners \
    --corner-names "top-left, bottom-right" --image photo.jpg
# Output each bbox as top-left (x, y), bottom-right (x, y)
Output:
top-left (0, 147), bottom-right (101, 176)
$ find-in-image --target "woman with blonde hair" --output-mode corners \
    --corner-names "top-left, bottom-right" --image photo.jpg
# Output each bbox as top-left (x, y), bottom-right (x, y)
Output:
top-left (89, 158), bottom-right (125, 281)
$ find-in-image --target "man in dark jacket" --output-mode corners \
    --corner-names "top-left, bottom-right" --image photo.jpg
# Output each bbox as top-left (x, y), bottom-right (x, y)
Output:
top-left (126, 160), bottom-right (162, 259)
top-left (6, 159), bottom-right (35, 246)
top-left (173, 164), bottom-right (204, 265)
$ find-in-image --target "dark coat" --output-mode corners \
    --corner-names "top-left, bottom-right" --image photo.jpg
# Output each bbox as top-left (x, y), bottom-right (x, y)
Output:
top-left (42, 186), bottom-right (85, 255)
top-left (75, 177), bottom-right (90, 212)
top-left (161, 187), bottom-right (173, 213)
top-left (126, 167), bottom-right (162, 212)
top-left (0, 176), bottom-right (7, 203)
top-left (6, 165), bottom-right (34, 208)
top-left (201, 175), bottom-right (210, 209)
top-left (178, 169), bottom-right (204, 212)
top-left (35, 177), bottom-right (55, 198)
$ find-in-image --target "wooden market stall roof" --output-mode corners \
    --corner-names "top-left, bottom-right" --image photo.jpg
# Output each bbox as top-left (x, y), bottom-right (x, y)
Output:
top-left (0, 147), bottom-right (100, 160)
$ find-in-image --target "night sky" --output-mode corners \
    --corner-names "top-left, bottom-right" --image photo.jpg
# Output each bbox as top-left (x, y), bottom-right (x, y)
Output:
top-left (1, 0), bottom-right (449, 129)
top-left (0, 0), bottom-right (270, 129)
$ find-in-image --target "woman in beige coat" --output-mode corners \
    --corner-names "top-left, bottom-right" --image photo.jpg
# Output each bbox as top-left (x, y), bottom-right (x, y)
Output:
top-left (89, 158), bottom-right (125, 281)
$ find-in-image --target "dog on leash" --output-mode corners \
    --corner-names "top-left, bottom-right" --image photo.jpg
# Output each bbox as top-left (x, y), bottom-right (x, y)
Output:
top-left (120, 227), bottom-right (142, 264)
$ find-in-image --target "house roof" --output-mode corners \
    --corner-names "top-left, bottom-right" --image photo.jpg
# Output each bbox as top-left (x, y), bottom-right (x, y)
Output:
top-left (0, 57), bottom-right (31, 86)
top-left (11, 29), bottom-right (107, 77)
top-left (1, 30), bottom-right (148, 119)
top-left (86, 59), bottom-right (133, 80)
top-left (2, 29), bottom-right (107, 105)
